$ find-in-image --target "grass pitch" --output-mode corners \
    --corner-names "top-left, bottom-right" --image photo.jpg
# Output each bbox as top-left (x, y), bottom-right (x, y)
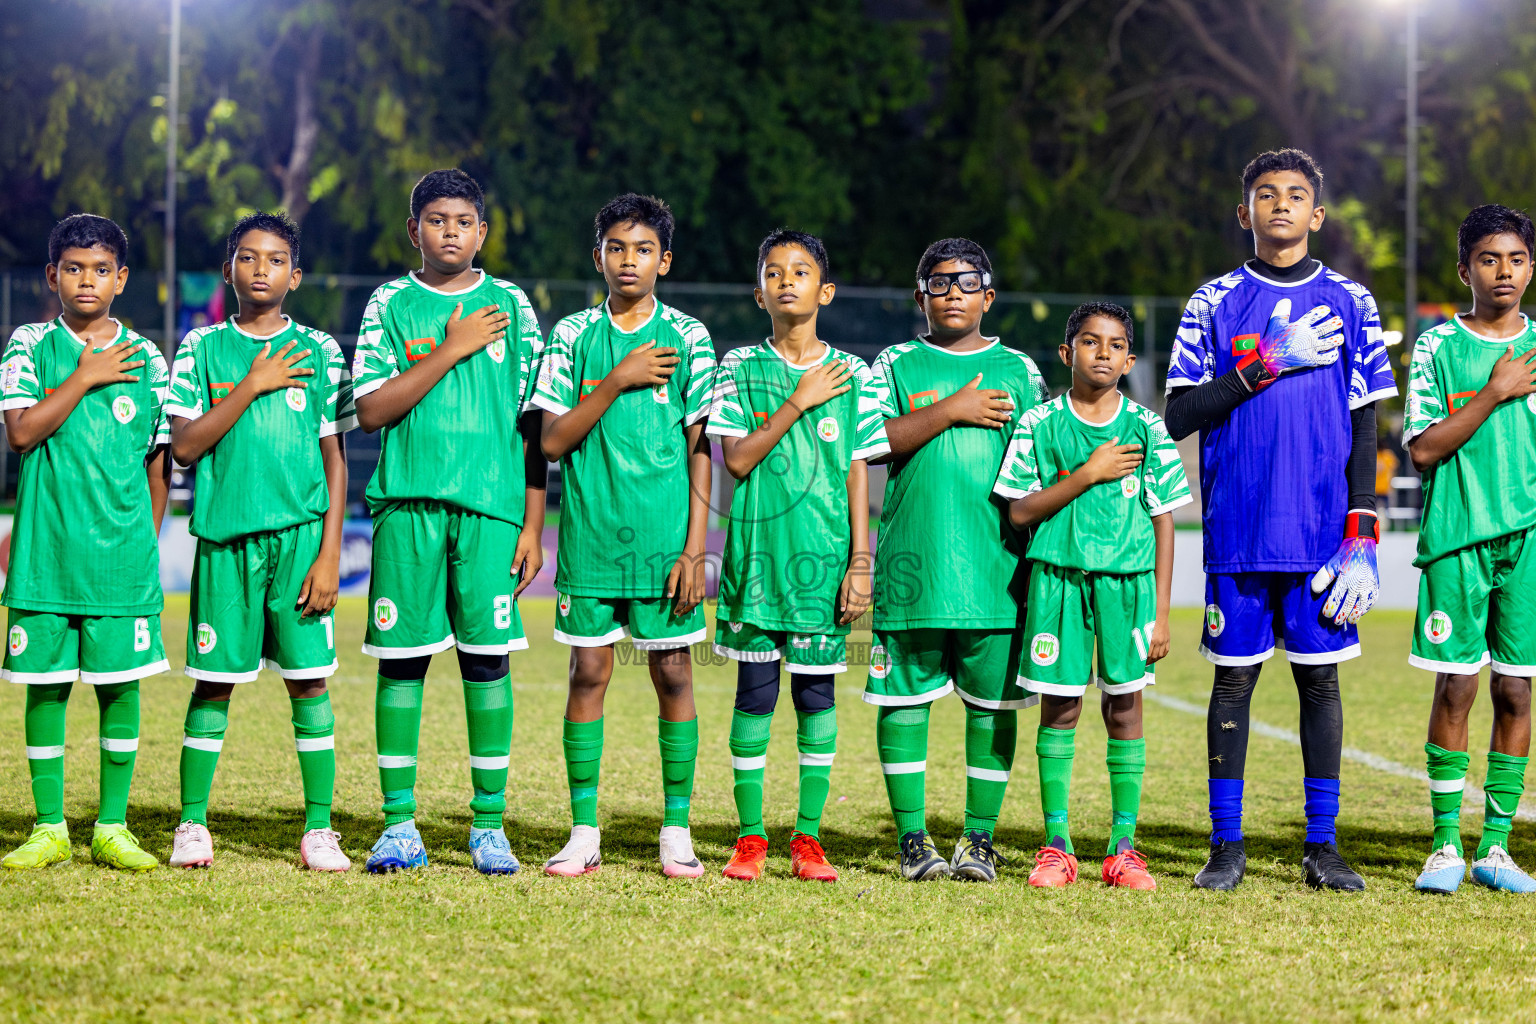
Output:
top-left (0, 599), bottom-right (1533, 1023)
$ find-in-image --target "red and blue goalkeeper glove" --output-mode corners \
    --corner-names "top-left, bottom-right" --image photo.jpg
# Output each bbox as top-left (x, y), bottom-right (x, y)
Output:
top-left (1310, 510), bottom-right (1380, 625)
top-left (1239, 298), bottom-right (1346, 388)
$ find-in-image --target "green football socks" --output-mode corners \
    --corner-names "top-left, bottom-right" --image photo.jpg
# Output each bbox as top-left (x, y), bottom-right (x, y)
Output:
top-left (795, 706), bottom-right (836, 839)
top-left (1106, 736), bottom-right (1146, 855)
top-left (290, 693), bottom-right (336, 833)
top-left (729, 709), bottom-right (772, 839)
top-left (563, 717), bottom-right (603, 827)
top-left (1037, 725), bottom-right (1076, 855)
top-left (95, 682), bottom-right (140, 827)
top-left (179, 694), bottom-right (230, 825)
top-left (963, 705), bottom-right (1016, 838)
top-left (1425, 741), bottom-right (1469, 856)
top-left (1478, 750), bottom-right (1528, 859)
top-left (877, 704), bottom-right (930, 837)
top-left (23, 684), bottom-right (71, 826)
top-left (376, 674), bottom-right (424, 825)
top-left (463, 675), bottom-right (513, 829)
top-left (658, 717), bottom-right (698, 828)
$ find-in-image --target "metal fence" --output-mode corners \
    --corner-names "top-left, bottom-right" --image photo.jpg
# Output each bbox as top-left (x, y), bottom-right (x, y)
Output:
top-left (0, 268), bottom-right (1422, 524)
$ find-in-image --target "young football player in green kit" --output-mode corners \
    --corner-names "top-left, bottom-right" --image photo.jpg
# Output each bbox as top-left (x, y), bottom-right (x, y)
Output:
top-left (994, 302), bottom-right (1190, 890)
top-left (1406, 205), bottom-right (1536, 895)
top-left (351, 169), bottom-right (547, 875)
top-left (163, 213), bottom-right (354, 872)
top-left (865, 238), bottom-right (1046, 882)
top-left (1, 214), bottom-right (171, 872)
top-left (710, 230), bottom-right (889, 883)
top-left (534, 193), bottom-right (715, 878)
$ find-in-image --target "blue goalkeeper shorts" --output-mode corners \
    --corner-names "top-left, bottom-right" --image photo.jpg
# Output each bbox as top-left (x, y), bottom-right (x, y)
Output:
top-left (1199, 572), bottom-right (1360, 667)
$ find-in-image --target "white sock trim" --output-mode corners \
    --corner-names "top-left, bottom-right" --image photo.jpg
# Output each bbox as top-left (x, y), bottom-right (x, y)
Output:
top-left (1428, 777), bottom-right (1466, 794)
top-left (731, 754), bottom-right (767, 771)
top-left (25, 744), bottom-right (64, 759)
top-left (377, 754), bottom-right (417, 768)
top-left (99, 737), bottom-right (138, 752)
top-left (966, 765), bottom-right (1011, 782)
top-left (182, 736), bottom-right (224, 752)
top-left (881, 759), bottom-right (926, 774)
top-left (295, 736), bottom-right (335, 752)
top-left (469, 754), bottom-right (510, 770)
top-left (798, 751), bottom-right (836, 766)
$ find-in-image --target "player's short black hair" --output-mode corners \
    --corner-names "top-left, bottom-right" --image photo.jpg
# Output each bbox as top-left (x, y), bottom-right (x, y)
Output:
top-left (1457, 204), bottom-right (1535, 266)
top-left (756, 228), bottom-right (830, 284)
top-left (594, 193), bottom-right (675, 253)
top-left (1065, 301), bottom-right (1135, 347)
top-left (916, 238), bottom-right (992, 283)
top-left (226, 212), bottom-right (301, 266)
top-left (47, 214), bottom-right (128, 267)
top-left (1241, 148), bottom-right (1324, 203)
top-left (410, 168), bottom-right (485, 221)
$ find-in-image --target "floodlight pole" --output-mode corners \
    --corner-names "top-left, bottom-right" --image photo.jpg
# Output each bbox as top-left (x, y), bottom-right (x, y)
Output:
top-left (1404, 3), bottom-right (1418, 347)
top-left (163, 0), bottom-right (180, 357)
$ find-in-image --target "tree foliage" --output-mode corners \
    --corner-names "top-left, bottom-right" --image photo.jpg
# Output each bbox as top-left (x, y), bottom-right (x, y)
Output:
top-left (4, 0), bottom-right (1536, 307)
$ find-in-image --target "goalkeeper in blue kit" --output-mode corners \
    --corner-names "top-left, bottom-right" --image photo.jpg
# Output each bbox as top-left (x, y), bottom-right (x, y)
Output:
top-left (1164, 149), bottom-right (1398, 891)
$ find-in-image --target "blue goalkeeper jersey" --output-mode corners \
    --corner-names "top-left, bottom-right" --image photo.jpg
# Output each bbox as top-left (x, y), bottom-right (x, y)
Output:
top-left (1164, 263), bottom-right (1398, 573)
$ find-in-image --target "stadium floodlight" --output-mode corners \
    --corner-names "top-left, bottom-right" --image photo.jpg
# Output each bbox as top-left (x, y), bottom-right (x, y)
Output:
top-left (162, 0), bottom-right (180, 357)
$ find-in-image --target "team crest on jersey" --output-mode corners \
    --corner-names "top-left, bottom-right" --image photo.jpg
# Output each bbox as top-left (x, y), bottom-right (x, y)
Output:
top-left (1424, 610), bottom-right (1453, 645)
top-left (7, 625), bottom-right (26, 657)
top-left (373, 598), bottom-right (398, 632)
top-left (869, 644), bottom-right (889, 679)
top-left (557, 593), bottom-right (571, 617)
top-left (487, 337), bottom-right (506, 364)
top-left (286, 387), bottom-right (306, 412)
top-left (1205, 604), bottom-right (1225, 637)
top-left (195, 623), bottom-right (217, 654)
top-left (817, 417), bottom-right (840, 443)
top-left (112, 395), bottom-right (136, 424)
top-left (1526, 393), bottom-right (1536, 414)
top-left (1121, 474), bottom-right (1140, 498)
top-left (1030, 633), bottom-right (1060, 666)
top-left (653, 384), bottom-right (670, 404)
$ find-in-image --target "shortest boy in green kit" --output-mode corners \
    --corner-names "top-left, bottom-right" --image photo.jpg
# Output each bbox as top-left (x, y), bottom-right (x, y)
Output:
top-left (993, 302), bottom-right (1190, 890)
top-left (163, 212), bottom-right (355, 871)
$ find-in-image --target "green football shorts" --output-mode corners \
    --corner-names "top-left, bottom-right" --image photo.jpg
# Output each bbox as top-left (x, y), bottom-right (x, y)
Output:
top-left (553, 592), bottom-right (705, 650)
top-left (365, 500), bottom-right (528, 659)
top-left (713, 620), bottom-right (848, 674)
top-left (186, 519), bottom-right (338, 682)
top-left (4, 609), bottom-right (168, 685)
top-left (1020, 563), bottom-right (1156, 696)
top-left (862, 628), bottom-right (1034, 709)
top-left (1411, 528), bottom-right (1536, 676)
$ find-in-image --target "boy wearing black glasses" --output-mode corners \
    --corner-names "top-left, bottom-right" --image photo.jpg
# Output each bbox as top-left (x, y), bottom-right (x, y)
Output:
top-left (865, 238), bottom-right (1048, 881)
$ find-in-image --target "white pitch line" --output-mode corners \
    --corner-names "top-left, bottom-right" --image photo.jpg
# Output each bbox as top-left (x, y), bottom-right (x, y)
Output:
top-left (1147, 691), bottom-right (1536, 823)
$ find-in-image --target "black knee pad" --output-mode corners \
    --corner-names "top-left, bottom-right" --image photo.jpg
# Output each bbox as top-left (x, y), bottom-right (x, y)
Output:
top-left (457, 650), bottom-right (510, 682)
top-left (734, 660), bottom-right (780, 715)
top-left (378, 655), bottom-right (432, 681)
top-left (789, 674), bottom-right (835, 715)
top-left (1210, 664), bottom-right (1261, 708)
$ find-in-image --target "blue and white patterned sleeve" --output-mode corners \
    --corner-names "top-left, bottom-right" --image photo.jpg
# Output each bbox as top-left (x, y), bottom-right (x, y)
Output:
top-left (1164, 291), bottom-right (1216, 392)
top-left (1345, 286), bottom-right (1399, 409)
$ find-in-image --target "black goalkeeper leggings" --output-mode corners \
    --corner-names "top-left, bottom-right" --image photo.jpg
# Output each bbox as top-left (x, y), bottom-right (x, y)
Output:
top-left (1207, 662), bottom-right (1342, 780)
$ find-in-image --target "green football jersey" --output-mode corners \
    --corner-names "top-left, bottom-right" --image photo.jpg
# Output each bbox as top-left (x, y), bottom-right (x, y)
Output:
top-left (166, 317), bottom-right (356, 544)
top-left (1404, 315), bottom-right (1536, 565)
top-left (870, 339), bottom-right (1046, 630)
top-left (993, 393), bottom-right (1191, 574)
top-left (0, 319), bottom-right (170, 615)
top-left (708, 341), bottom-right (890, 632)
top-left (532, 299), bottom-right (716, 597)
top-left (352, 270), bottom-right (543, 524)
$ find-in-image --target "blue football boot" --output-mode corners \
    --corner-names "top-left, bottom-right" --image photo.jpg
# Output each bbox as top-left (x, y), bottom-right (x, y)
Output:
top-left (469, 827), bottom-right (521, 876)
top-left (365, 821), bottom-right (428, 873)
top-left (1413, 843), bottom-right (1465, 894)
top-left (1470, 846), bottom-right (1536, 893)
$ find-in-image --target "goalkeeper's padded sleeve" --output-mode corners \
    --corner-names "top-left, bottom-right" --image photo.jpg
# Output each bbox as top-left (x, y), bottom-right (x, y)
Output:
top-left (1348, 404), bottom-right (1378, 513)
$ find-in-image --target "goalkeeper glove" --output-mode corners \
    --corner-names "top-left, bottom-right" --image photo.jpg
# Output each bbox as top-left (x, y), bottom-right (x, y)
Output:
top-left (1310, 510), bottom-right (1380, 625)
top-left (1239, 298), bottom-right (1345, 389)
